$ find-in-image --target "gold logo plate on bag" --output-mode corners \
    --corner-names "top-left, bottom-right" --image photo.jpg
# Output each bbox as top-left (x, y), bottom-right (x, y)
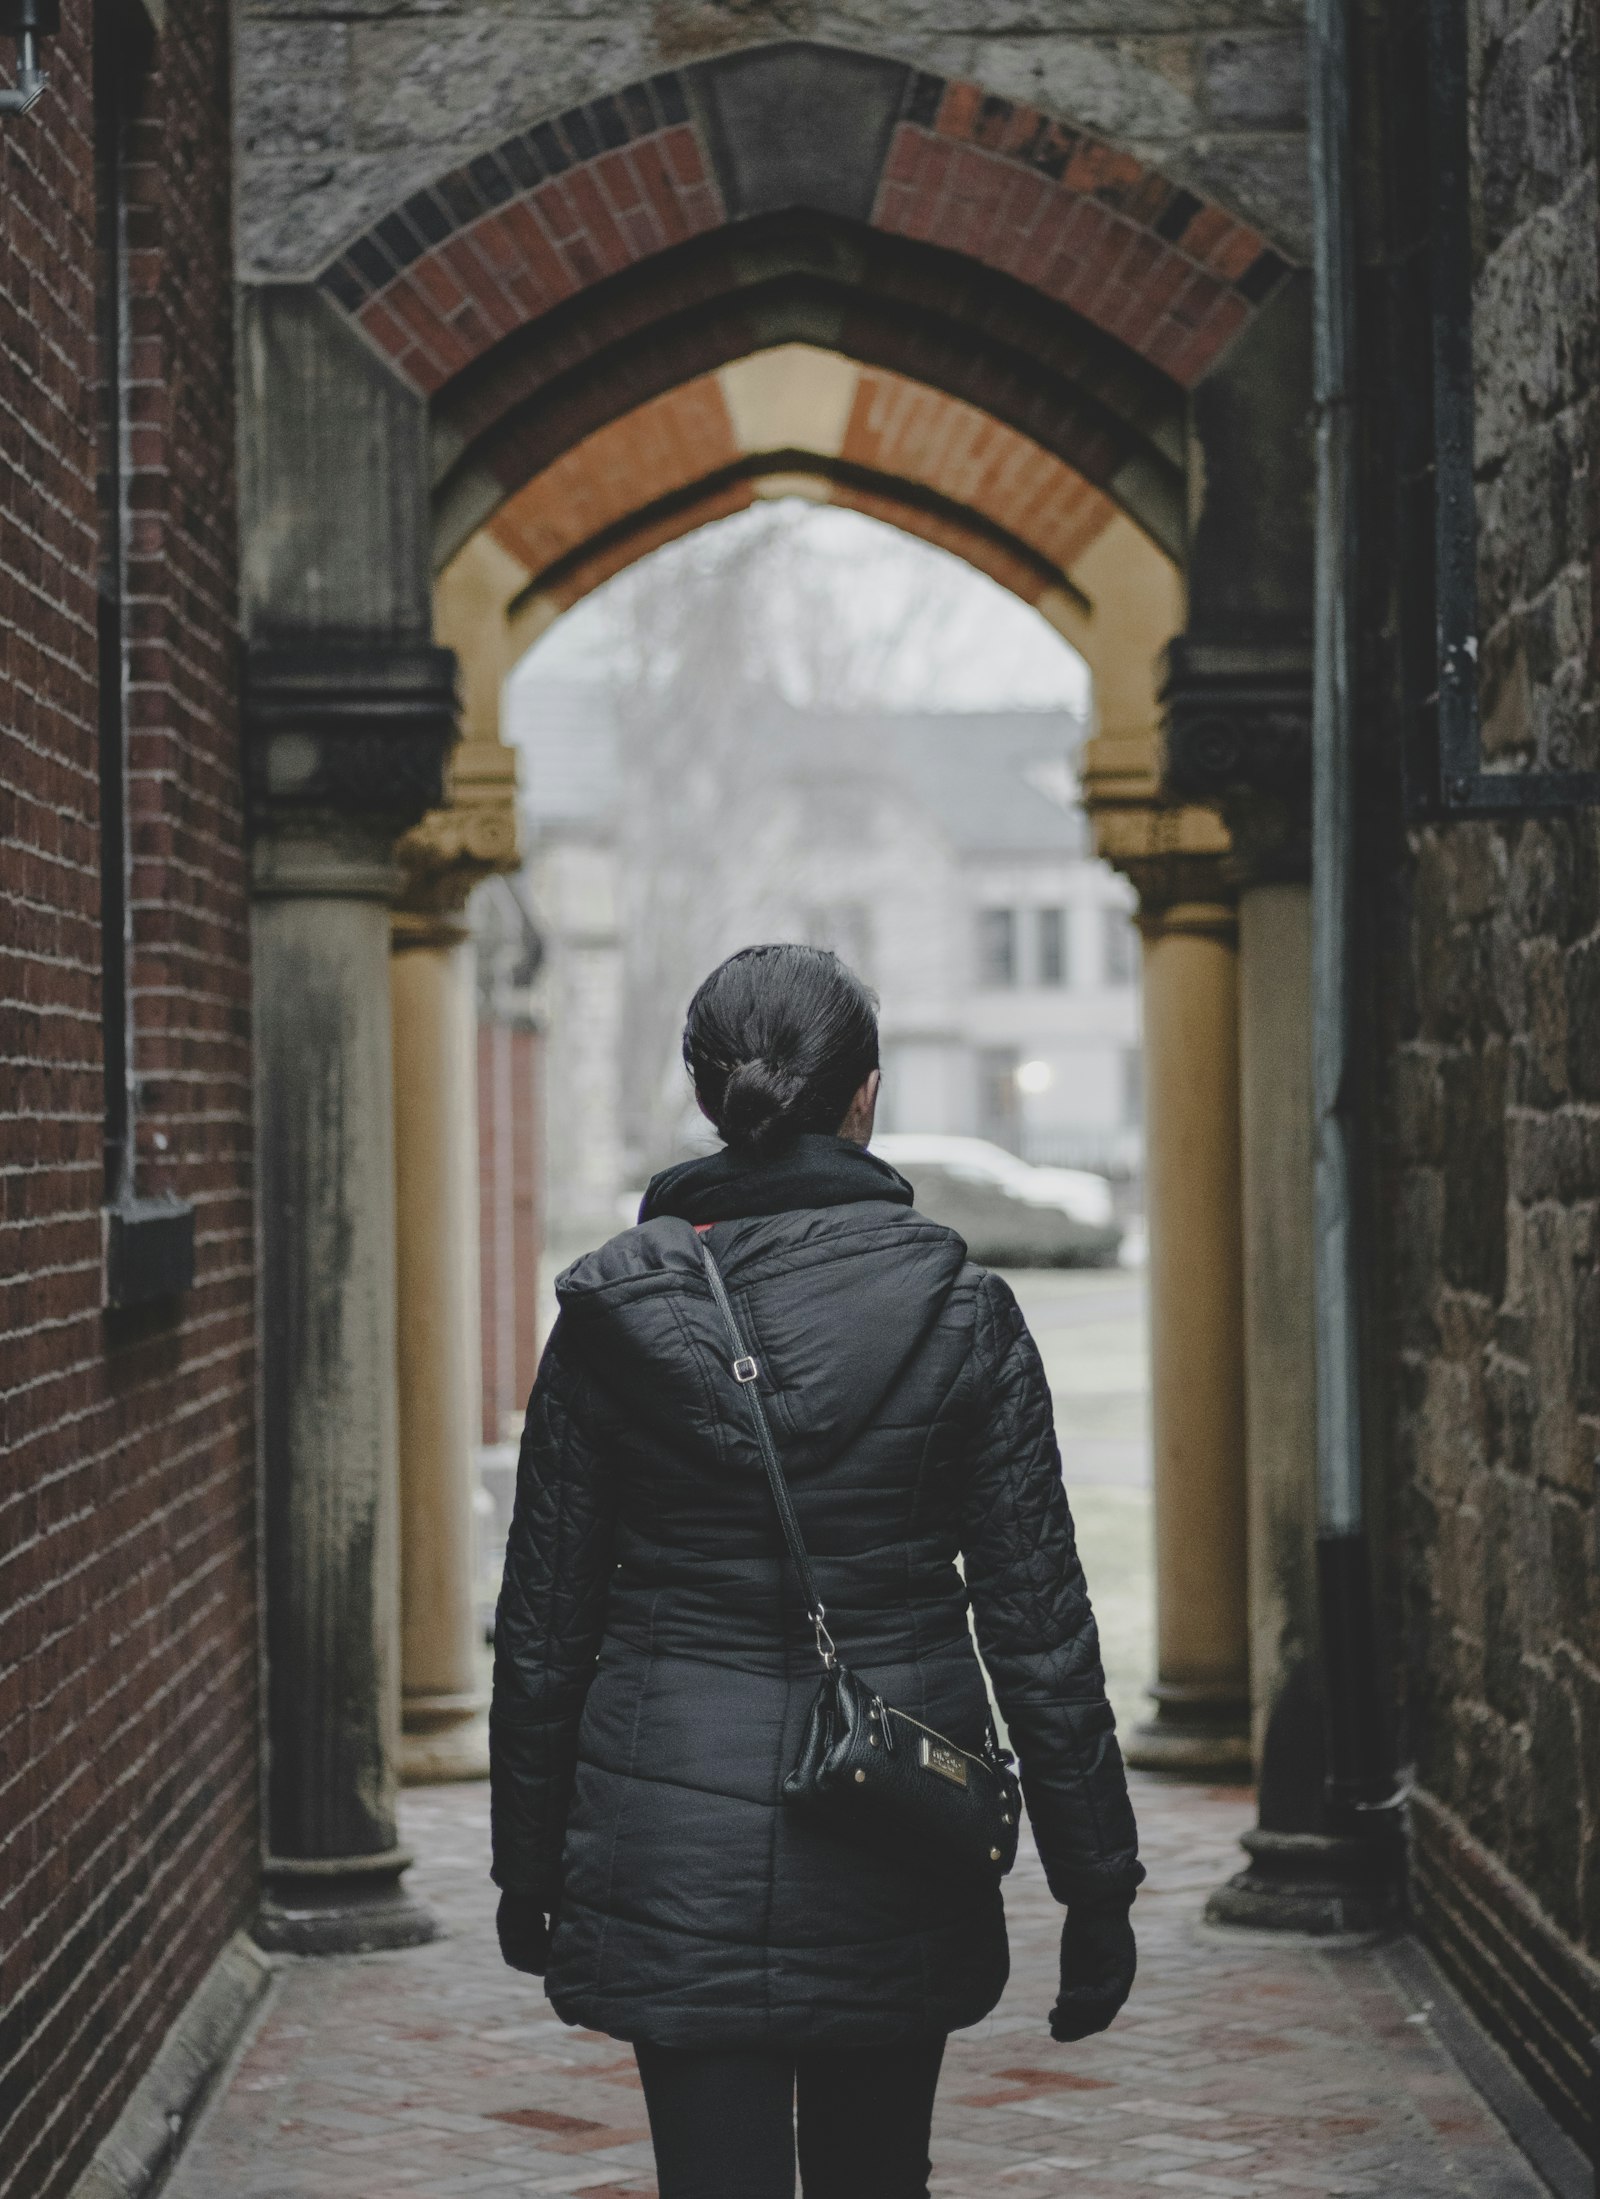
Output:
top-left (919, 1737), bottom-right (969, 1787)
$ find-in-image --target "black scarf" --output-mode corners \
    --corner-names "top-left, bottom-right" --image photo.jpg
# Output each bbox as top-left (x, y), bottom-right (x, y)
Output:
top-left (639, 1133), bottom-right (914, 1227)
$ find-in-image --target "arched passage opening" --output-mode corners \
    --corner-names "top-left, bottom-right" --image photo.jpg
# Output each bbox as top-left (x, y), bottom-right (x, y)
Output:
top-left (240, 41), bottom-right (1319, 1952)
top-left (482, 497), bottom-right (1160, 1720)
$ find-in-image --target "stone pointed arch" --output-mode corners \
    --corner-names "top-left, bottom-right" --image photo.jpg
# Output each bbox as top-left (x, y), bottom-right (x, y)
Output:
top-left (426, 213), bottom-right (1193, 568)
top-left (431, 339), bottom-right (1189, 818)
top-left (240, 38), bottom-right (1307, 720)
top-left (315, 49), bottom-right (1289, 409)
top-left (306, 49), bottom-right (1291, 573)
top-left (474, 350), bottom-right (1120, 635)
top-left (296, 45), bottom-right (1290, 570)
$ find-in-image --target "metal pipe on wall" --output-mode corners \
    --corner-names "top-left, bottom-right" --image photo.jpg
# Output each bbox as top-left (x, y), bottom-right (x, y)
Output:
top-left (1307, 0), bottom-right (1400, 1839)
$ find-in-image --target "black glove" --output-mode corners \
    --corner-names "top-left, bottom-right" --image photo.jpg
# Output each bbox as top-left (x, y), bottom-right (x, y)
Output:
top-left (496, 1890), bottom-right (551, 1976)
top-left (1049, 1899), bottom-right (1136, 2041)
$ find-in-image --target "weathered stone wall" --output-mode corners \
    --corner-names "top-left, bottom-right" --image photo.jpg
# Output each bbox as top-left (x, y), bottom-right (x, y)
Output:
top-left (0, 2), bottom-right (258, 2193)
top-left (1474, 0), bottom-right (1598, 777)
top-left (235, 0), bottom-right (1311, 279)
top-left (1366, 0), bottom-right (1600, 2137)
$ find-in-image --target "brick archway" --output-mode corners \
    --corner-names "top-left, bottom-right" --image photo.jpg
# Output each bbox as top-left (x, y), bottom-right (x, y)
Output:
top-left (307, 44), bottom-right (1291, 570)
top-left (428, 214), bottom-right (1192, 569)
top-left (320, 50), bottom-right (1286, 397)
top-left (474, 350), bottom-right (1130, 648)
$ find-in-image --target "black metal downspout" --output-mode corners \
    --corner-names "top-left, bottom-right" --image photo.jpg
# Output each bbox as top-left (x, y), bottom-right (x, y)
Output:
top-left (1307, 0), bottom-right (1401, 1847)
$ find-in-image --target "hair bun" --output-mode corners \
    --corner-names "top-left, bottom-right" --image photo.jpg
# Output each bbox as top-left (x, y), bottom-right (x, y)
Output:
top-left (681, 943), bottom-right (880, 1160)
top-left (718, 1058), bottom-right (804, 1157)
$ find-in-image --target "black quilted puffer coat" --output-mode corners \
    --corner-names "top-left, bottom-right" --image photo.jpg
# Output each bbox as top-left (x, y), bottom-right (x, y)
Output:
top-left (490, 1135), bottom-right (1141, 2048)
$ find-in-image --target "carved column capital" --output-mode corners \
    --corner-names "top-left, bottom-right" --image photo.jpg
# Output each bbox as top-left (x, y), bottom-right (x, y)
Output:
top-left (1161, 638), bottom-right (1313, 887)
top-left (245, 642), bottom-right (458, 831)
top-left (393, 737), bottom-right (523, 924)
top-left (1079, 724), bottom-right (1237, 918)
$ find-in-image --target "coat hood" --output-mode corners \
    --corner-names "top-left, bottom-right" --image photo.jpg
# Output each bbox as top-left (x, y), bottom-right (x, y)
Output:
top-left (556, 1143), bottom-right (968, 1473)
top-left (638, 1132), bottom-right (915, 1225)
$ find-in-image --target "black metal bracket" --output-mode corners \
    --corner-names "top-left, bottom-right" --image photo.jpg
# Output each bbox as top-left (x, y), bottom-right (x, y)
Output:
top-left (104, 1194), bottom-right (195, 1311)
top-left (1425, 0), bottom-right (1600, 814)
top-left (0, 0), bottom-right (56, 114)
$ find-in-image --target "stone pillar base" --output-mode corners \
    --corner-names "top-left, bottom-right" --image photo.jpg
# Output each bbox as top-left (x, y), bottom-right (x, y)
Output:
top-left (401, 1695), bottom-right (490, 1785)
top-left (1205, 1826), bottom-right (1397, 1935)
top-left (256, 1851), bottom-right (439, 1956)
top-left (1125, 1684), bottom-right (1252, 1778)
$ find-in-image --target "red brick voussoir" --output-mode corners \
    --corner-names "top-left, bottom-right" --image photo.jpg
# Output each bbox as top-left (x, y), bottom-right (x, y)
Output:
top-left (315, 57), bottom-right (1290, 406)
top-left (875, 78), bottom-right (1286, 390)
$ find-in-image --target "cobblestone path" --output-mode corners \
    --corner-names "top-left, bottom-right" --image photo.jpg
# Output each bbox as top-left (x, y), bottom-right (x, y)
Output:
top-left (170, 1776), bottom-right (1546, 2198)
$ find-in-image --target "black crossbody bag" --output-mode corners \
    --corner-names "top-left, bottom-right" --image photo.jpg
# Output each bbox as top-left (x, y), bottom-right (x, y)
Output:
top-left (698, 1236), bottom-right (1022, 1888)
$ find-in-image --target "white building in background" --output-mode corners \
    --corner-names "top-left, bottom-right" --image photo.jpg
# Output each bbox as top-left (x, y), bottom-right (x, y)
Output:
top-left (509, 684), bottom-right (627, 1245)
top-left (511, 679), bottom-right (1141, 1243)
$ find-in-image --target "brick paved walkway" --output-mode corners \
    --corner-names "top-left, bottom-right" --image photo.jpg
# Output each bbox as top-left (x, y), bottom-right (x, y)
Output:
top-left (171, 1775), bottom-right (1547, 2198)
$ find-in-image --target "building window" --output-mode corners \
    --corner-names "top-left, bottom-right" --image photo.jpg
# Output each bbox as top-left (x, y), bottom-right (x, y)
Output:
top-left (1037, 907), bottom-right (1068, 987)
top-left (1102, 909), bottom-right (1139, 987)
top-left (976, 908), bottom-right (1016, 988)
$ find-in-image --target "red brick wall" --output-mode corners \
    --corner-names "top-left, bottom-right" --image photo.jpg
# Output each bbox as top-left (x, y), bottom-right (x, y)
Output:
top-left (0, 2), bottom-right (258, 2192)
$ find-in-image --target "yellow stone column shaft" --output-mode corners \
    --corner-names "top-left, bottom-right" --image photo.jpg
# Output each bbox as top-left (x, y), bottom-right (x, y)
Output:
top-left (1130, 897), bottom-right (1251, 1769)
top-left (392, 533), bottom-right (526, 1783)
top-left (393, 912), bottom-right (488, 1779)
top-left (1072, 517), bottom-right (1251, 1775)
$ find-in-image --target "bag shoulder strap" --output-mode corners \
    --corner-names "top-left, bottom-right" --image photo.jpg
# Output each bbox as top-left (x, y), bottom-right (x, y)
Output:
top-left (697, 1235), bottom-right (838, 1670)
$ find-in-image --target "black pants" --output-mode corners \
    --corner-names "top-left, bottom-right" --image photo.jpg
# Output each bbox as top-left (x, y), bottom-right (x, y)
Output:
top-left (633, 2036), bottom-right (947, 2199)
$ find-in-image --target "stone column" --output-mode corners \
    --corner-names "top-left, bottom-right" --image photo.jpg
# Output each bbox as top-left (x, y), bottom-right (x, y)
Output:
top-left (1075, 527), bottom-right (1252, 1777)
top-left (1161, 645), bottom-right (1320, 1777)
top-left (1079, 798), bottom-right (1253, 1773)
top-left (393, 547), bottom-right (523, 1781)
top-left (1157, 275), bottom-right (1322, 1783)
top-left (239, 284), bottom-right (459, 1944)
top-left (392, 910), bottom-right (491, 1780)
top-left (251, 808), bottom-right (441, 1952)
top-left (1127, 888), bottom-right (1252, 1773)
top-left (1237, 884), bottom-right (1319, 1777)
top-left (1157, 637), bottom-right (1378, 1917)
top-left (247, 644), bottom-right (459, 1953)
top-left (1205, 879), bottom-right (1389, 1922)
top-left (1204, 879), bottom-right (1370, 1921)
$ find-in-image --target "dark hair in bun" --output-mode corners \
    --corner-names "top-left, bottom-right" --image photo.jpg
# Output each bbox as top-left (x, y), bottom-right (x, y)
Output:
top-left (683, 945), bottom-right (879, 1159)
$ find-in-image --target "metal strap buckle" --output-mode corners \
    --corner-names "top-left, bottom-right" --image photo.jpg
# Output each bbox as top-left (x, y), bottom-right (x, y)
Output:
top-left (732, 1355), bottom-right (759, 1384)
top-left (812, 1607), bottom-right (838, 1671)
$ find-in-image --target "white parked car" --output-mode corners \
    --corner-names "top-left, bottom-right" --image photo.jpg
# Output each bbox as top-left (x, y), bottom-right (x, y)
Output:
top-left (870, 1135), bottom-right (1121, 1267)
top-left (618, 1135), bottom-right (1123, 1265)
